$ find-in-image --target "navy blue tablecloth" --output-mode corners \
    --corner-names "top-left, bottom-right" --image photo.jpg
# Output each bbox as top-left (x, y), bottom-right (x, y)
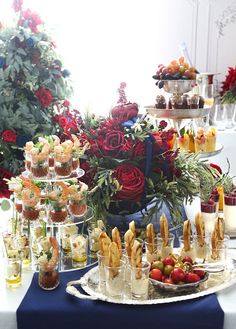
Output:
top-left (17, 265), bottom-right (224, 329)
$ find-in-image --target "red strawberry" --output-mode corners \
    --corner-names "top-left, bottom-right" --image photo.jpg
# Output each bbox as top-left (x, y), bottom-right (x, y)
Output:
top-left (193, 269), bottom-right (206, 279)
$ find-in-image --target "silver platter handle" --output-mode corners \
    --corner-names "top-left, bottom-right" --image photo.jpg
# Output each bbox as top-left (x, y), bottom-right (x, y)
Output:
top-left (66, 278), bottom-right (98, 301)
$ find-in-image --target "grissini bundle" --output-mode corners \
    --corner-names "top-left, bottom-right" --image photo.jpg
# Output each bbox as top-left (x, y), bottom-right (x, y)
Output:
top-left (146, 223), bottom-right (155, 254)
top-left (124, 229), bottom-right (135, 258)
top-left (112, 226), bottom-right (122, 257)
top-left (160, 213), bottom-right (169, 247)
top-left (131, 240), bottom-right (142, 279)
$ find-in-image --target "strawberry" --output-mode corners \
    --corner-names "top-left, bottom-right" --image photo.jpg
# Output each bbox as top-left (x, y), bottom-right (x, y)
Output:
top-left (185, 272), bottom-right (200, 283)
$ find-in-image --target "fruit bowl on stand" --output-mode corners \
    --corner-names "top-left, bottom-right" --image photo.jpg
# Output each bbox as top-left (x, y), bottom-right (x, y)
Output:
top-left (162, 80), bottom-right (196, 94)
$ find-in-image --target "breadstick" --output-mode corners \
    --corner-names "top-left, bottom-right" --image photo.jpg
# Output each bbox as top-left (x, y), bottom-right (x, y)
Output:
top-left (211, 227), bottom-right (220, 260)
top-left (129, 220), bottom-right (136, 238)
top-left (195, 212), bottom-right (205, 247)
top-left (183, 219), bottom-right (191, 251)
top-left (160, 213), bottom-right (169, 247)
top-left (131, 240), bottom-right (142, 279)
top-left (108, 242), bottom-right (121, 278)
top-left (124, 229), bottom-right (135, 258)
top-left (146, 223), bottom-right (155, 253)
top-left (98, 231), bottom-right (111, 257)
top-left (112, 227), bottom-right (122, 257)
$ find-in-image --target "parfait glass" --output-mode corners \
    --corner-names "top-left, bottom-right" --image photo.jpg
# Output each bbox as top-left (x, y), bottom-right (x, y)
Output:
top-left (68, 198), bottom-right (87, 218)
top-left (30, 153), bottom-right (49, 178)
top-left (22, 197), bottom-right (40, 222)
top-left (49, 201), bottom-right (68, 223)
top-left (54, 153), bottom-right (73, 178)
top-left (70, 234), bottom-right (88, 268)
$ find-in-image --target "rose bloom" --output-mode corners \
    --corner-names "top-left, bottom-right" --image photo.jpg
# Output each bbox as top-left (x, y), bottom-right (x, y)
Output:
top-left (35, 87), bottom-right (53, 108)
top-left (111, 103), bottom-right (138, 123)
top-left (113, 164), bottom-right (145, 202)
top-left (58, 116), bottom-right (68, 128)
top-left (2, 129), bottom-right (17, 143)
top-left (97, 130), bottom-right (125, 157)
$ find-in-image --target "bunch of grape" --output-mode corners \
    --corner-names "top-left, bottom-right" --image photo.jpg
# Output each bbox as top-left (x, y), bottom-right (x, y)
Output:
top-left (153, 57), bottom-right (197, 88)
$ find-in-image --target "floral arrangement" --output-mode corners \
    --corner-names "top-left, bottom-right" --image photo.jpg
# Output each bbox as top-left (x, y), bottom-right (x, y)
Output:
top-left (81, 83), bottom-right (218, 225)
top-left (221, 66), bottom-right (236, 104)
top-left (0, 0), bottom-right (83, 197)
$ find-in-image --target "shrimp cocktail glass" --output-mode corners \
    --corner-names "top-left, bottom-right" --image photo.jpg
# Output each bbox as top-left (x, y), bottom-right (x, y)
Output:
top-left (38, 237), bottom-right (60, 290)
top-left (48, 182), bottom-right (69, 223)
top-left (21, 178), bottom-right (41, 221)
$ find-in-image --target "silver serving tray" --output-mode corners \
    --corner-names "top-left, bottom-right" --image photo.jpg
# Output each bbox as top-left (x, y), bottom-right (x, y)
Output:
top-left (66, 264), bottom-right (236, 305)
top-left (145, 106), bottom-right (210, 119)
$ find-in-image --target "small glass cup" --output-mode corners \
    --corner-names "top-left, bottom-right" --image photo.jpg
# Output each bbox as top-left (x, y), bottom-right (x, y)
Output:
top-left (201, 201), bottom-right (217, 237)
top-left (38, 262), bottom-right (60, 290)
top-left (206, 244), bottom-right (227, 271)
top-left (88, 226), bottom-right (104, 257)
top-left (224, 194), bottom-right (236, 233)
top-left (70, 234), bottom-right (88, 268)
top-left (144, 237), bottom-right (160, 263)
top-left (224, 104), bottom-right (236, 129)
top-left (4, 257), bottom-right (22, 288)
top-left (187, 95), bottom-right (200, 109)
top-left (177, 134), bottom-right (190, 152)
top-left (30, 154), bottom-right (49, 178)
top-left (213, 104), bottom-right (226, 130)
top-left (68, 199), bottom-right (87, 218)
top-left (49, 202), bottom-right (68, 223)
top-left (22, 198), bottom-right (40, 221)
top-left (194, 136), bottom-right (207, 152)
top-left (54, 153), bottom-right (73, 178)
top-left (178, 235), bottom-right (196, 262)
top-left (157, 233), bottom-right (175, 259)
top-left (97, 251), bottom-right (109, 292)
top-left (193, 235), bottom-right (208, 263)
top-left (130, 261), bottom-right (150, 300)
top-left (17, 234), bottom-right (31, 268)
top-left (105, 260), bottom-right (125, 299)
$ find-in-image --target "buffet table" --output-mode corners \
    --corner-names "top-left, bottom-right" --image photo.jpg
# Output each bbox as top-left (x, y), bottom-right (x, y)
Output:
top-left (1, 130), bottom-right (236, 329)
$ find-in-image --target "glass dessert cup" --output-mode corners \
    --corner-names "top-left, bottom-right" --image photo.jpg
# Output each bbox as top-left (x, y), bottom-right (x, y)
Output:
top-left (224, 194), bottom-right (236, 233)
top-left (24, 151), bottom-right (31, 172)
top-left (193, 235), bottom-right (208, 263)
top-left (144, 237), bottom-right (160, 263)
top-left (206, 135), bottom-right (216, 152)
top-left (130, 261), bottom-right (150, 300)
top-left (105, 261), bottom-right (125, 299)
top-left (157, 233), bottom-right (175, 259)
top-left (194, 136), bottom-right (206, 152)
top-left (49, 202), bottom-right (68, 223)
top-left (4, 257), bottom-right (22, 288)
top-left (72, 152), bottom-right (81, 172)
top-left (70, 234), bottom-right (88, 268)
top-left (17, 234), bottom-right (31, 267)
top-left (88, 226), bottom-right (104, 257)
top-left (22, 200), bottom-right (40, 221)
top-left (177, 134), bottom-right (189, 152)
top-left (201, 201), bottom-right (217, 237)
top-left (30, 155), bottom-right (49, 178)
top-left (54, 153), bottom-right (73, 178)
top-left (68, 199), bottom-right (87, 218)
top-left (97, 251), bottom-right (109, 292)
top-left (178, 235), bottom-right (196, 262)
top-left (38, 262), bottom-right (60, 290)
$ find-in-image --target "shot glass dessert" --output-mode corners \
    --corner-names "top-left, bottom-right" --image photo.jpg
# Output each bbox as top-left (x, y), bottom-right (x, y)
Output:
top-left (130, 261), bottom-right (150, 299)
top-left (70, 234), bottom-right (88, 268)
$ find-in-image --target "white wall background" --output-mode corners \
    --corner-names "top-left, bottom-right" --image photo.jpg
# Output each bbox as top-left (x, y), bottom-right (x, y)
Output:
top-left (0, 0), bottom-right (236, 113)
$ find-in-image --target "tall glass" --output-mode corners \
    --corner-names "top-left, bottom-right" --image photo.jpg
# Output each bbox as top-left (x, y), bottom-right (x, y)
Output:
top-left (4, 257), bottom-right (22, 288)
top-left (224, 104), bottom-right (236, 129)
top-left (157, 233), bottom-right (175, 258)
top-left (130, 261), bottom-right (150, 300)
top-left (105, 261), bottom-right (125, 299)
top-left (70, 234), bottom-right (88, 268)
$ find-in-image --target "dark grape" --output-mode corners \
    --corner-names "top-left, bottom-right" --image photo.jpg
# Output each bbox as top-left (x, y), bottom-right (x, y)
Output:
top-left (158, 80), bottom-right (164, 89)
top-left (152, 74), bottom-right (160, 80)
top-left (173, 73), bottom-right (181, 79)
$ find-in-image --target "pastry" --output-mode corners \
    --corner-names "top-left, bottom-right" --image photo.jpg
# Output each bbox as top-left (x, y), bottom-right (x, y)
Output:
top-left (124, 229), bottom-right (135, 258)
top-left (109, 242), bottom-right (121, 278)
top-left (112, 227), bottom-right (122, 257)
top-left (215, 217), bottom-right (225, 248)
top-left (146, 223), bottom-right (155, 254)
top-left (195, 212), bottom-right (205, 247)
top-left (183, 219), bottom-right (191, 251)
top-left (99, 231), bottom-right (111, 257)
top-left (129, 220), bottom-right (136, 238)
top-left (131, 240), bottom-right (142, 279)
top-left (160, 213), bottom-right (169, 247)
top-left (211, 227), bottom-right (220, 260)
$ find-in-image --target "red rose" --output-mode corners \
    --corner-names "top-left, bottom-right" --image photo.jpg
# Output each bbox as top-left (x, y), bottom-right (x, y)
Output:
top-left (35, 87), bottom-right (53, 108)
top-left (58, 116), bottom-right (68, 128)
top-left (97, 130), bottom-right (125, 157)
top-left (2, 130), bottom-right (17, 143)
top-left (63, 100), bottom-right (70, 107)
top-left (133, 141), bottom-right (145, 157)
top-left (12, 0), bottom-right (23, 12)
top-left (0, 168), bottom-right (13, 198)
top-left (113, 164), bottom-right (145, 202)
top-left (111, 103), bottom-right (138, 123)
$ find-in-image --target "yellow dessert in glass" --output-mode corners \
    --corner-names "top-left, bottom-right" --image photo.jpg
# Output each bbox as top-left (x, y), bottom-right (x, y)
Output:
top-left (177, 134), bottom-right (190, 151)
top-left (194, 129), bottom-right (206, 152)
top-left (206, 127), bottom-right (216, 152)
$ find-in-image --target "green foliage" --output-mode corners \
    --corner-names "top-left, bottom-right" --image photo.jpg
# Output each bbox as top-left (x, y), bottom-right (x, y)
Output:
top-left (0, 10), bottom-right (72, 175)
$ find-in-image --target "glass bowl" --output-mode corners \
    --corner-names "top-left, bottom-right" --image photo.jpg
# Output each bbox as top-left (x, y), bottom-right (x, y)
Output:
top-left (149, 272), bottom-right (209, 293)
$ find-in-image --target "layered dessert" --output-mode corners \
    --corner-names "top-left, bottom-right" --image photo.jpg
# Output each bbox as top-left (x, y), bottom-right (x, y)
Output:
top-left (224, 193), bottom-right (236, 233)
top-left (206, 127), bottom-right (216, 152)
top-left (194, 129), bottom-right (206, 152)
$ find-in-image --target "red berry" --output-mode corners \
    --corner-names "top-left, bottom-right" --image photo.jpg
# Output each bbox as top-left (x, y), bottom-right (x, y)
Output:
top-left (150, 268), bottom-right (163, 281)
top-left (163, 277), bottom-right (174, 284)
top-left (185, 272), bottom-right (200, 283)
top-left (163, 256), bottom-right (175, 267)
top-left (207, 199), bottom-right (215, 205)
top-left (182, 256), bottom-right (193, 264)
top-left (193, 269), bottom-right (206, 279)
top-left (170, 267), bottom-right (186, 284)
